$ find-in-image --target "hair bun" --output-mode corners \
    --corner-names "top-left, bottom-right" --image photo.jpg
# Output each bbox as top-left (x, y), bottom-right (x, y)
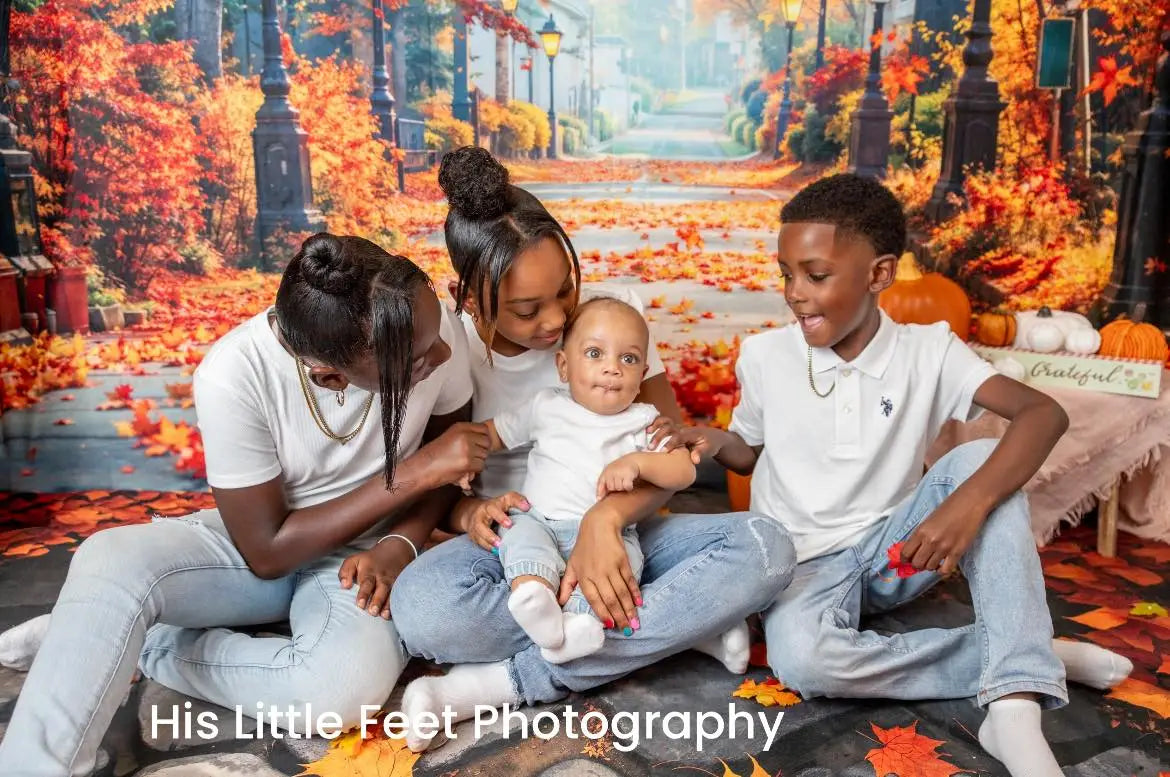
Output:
top-left (439, 146), bottom-right (510, 220)
top-left (299, 233), bottom-right (364, 295)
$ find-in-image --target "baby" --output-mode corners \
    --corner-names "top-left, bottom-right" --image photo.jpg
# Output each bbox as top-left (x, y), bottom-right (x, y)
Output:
top-left (469, 296), bottom-right (697, 663)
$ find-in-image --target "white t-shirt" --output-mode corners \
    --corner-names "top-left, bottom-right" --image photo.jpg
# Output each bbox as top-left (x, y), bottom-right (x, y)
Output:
top-left (462, 285), bottom-right (666, 498)
top-left (728, 312), bottom-right (997, 563)
top-left (194, 306), bottom-right (473, 524)
top-left (494, 387), bottom-right (661, 521)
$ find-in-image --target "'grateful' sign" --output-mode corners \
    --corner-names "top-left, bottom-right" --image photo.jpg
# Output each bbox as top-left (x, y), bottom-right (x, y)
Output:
top-left (972, 346), bottom-right (1163, 399)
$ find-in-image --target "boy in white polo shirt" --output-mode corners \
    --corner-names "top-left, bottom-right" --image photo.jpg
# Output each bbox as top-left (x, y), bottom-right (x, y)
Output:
top-left (466, 296), bottom-right (697, 664)
top-left (673, 174), bottom-right (1133, 777)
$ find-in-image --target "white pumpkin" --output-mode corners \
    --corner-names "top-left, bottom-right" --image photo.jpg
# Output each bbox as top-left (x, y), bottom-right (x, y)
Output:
top-left (1013, 306), bottom-right (1093, 349)
top-left (993, 356), bottom-right (1027, 382)
top-left (1027, 322), bottom-right (1065, 353)
top-left (1064, 327), bottom-right (1102, 354)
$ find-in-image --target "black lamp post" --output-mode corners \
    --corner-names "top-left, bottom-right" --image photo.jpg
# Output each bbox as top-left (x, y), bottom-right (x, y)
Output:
top-left (252, 0), bottom-right (324, 268)
top-left (846, 0), bottom-right (893, 178)
top-left (370, 0), bottom-right (396, 149)
top-left (540, 14), bottom-right (563, 159)
top-left (925, 0), bottom-right (1003, 220)
top-left (1096, 33), bottom-right (1170, 329)
top-left (773, 0), bottom-right (802, 160)
top-left (522, 55), bottom-right (534, 103)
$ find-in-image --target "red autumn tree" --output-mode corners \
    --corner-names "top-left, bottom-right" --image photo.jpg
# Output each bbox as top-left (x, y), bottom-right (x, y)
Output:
top-left (11, 0), bottom-right (207, 293)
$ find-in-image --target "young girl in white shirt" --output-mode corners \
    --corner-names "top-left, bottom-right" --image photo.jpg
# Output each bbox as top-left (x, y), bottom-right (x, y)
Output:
top-left (389, 147), bottom-right (796, 753)
top-left (0, 234), bottom-right (489, 776)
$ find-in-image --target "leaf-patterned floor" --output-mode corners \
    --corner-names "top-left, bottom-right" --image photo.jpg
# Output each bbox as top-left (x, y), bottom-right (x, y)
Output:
top-left (1, 491), bottom-right (1167, 776)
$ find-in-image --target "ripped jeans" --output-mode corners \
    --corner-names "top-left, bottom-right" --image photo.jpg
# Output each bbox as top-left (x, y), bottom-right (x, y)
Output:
top-left (392, 511), bottom-right (796, 705)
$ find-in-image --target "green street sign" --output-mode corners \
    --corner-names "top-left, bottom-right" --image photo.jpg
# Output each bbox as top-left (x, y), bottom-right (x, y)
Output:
top-left (1037, 17), bottom-right (1075, 89)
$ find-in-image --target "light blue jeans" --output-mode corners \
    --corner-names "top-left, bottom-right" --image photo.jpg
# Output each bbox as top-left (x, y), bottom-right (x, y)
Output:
top-left (762, 439), bottom-right (1069, 709)
top-left (498, 508), bottom-right (643, 615)
top-left (391, 511), bottom-right (796, 705)
top-left (0, 510), bottom-right (407, 777)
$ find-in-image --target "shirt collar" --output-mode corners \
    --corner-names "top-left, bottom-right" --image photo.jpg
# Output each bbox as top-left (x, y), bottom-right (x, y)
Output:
top-left (801, 311), bottom-right (898, 378)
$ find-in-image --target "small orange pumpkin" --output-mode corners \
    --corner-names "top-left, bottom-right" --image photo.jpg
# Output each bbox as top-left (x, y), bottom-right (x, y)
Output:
top-left (974, 311), bottom-right (1017, 347)
top-left (727, 471), bottom-right (752, 513)
top-left (1099, 319), bottom-right (1169, 362)
top-left (879, 271), bottom-right (972, 341)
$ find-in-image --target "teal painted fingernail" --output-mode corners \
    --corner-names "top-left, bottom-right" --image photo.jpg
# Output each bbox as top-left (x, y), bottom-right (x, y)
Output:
top-left (491, 546), bottom-right (499, 555)
top-left (622, 626), bottom-right (633, 637)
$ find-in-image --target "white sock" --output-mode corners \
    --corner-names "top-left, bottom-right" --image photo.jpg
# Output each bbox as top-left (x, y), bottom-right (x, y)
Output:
top-left (400, 662), bottom-right (518, 752)
top-left (0, 613), bottom-right (51, 671)
top-left (507, 580), bottom-right (565, 649)
top-left (977, 698), bottom-right (1063, 777)
top-left (1053, 638), bottom-right (1133, 690)
top-left (692, 620), bottom-right (750, 674)
top-left (540, 613), bottom-right (604, 664)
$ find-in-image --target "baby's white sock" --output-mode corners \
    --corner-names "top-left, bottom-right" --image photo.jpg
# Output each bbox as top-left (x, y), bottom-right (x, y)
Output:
top-left (0, 613), bottom-right (51, 671)
top-left (977, 698), bottom-right (1063, 777)
top-left (400, 662), bottom-right (518, 752)
top-left (1053, 638), bottom-right (1133, 690)
top-left (507, 580), bottom-right (565, 649)
top-left (692, 620), bottom-right (751, 674)
top-left (541, 612), bottom-right (605, 664)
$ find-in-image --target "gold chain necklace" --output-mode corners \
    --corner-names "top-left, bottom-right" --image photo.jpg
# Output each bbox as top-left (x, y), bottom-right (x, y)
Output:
top-left (807, 345), bottom-right (835, 398)
top-left (295, 358), bottom-right (375, 444)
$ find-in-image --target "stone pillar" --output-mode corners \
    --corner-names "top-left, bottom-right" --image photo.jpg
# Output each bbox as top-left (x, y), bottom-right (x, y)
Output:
top-left (846, 1), bottom-right (892, 179)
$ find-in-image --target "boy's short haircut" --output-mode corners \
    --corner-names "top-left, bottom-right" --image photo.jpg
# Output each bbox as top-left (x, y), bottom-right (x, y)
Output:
top-left (563, 295), bottom-right (648, 346)
top-left (779, 173), bottom-right (908, 258)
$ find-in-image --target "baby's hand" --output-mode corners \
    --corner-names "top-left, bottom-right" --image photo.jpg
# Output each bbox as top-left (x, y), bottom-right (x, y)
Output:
top-left (597, 456), bottom-right (641, 499)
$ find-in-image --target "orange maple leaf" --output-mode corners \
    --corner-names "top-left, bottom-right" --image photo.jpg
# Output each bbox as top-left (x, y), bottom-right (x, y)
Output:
top-left (864, 721), bottom-right (970, 777)
top-left (1083, 56), bottom-right (1141, 106)
top-left (296, 720), bottom-right (419, 777)
top-left (153, 416), bottom-right (193, 451)
top-left (1107, 677), bottom-right (1170, 718)
top-left (732, 677), bottom-right (801, 707)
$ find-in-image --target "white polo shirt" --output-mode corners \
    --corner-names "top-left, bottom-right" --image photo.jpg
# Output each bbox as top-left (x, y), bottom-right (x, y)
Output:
top-left (728, 312), bottom-right (997, 563)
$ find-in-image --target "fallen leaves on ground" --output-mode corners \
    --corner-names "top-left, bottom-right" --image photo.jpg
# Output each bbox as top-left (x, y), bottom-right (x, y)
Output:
top-left (1106, 677), bottom-right (1170, 719)
top-left (718, 755), bottom-right (770, 777)
top-left (1132, 602), bottom-right (1169, 618)
top-left (863, 721), bottom-right (971, 777)
top-left (296, 715), bottom-right (418, 777)
top-left (732, 677), bottom-right (801, 707)
top-left (0, 491), bottom-right (215, 558)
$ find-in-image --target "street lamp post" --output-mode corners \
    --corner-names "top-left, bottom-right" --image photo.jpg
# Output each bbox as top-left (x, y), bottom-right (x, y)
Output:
top-left (1096, 34), bottom-right (1170, 329)
top-left (773, 0), bottom-right (802, 160)
top-left (370, 0), bottom-right (396, 149)
top-left (540, 14), bottom-right (563, 159)
top-left (521, 55), bottom-right (534, 103)
top-left (925, 0), bottom-right (1004, 220)
top-left (846, 0), bottom-right (893, 178)
top-left (252, 0), bottom-right (323, 268)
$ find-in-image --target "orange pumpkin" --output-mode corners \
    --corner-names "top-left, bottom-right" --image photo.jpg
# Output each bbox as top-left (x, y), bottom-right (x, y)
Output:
top-left (727, 471), bottom-right (752, 513)
top-left (975, 311), bottom-right (1017, 347)
top-left (879, 272), bottom-right (972, 341)
top-left (1099, 319), bottom-right (1170, 362)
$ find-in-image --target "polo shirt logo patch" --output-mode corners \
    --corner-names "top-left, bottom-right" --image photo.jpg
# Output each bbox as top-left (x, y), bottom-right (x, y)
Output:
top-left (880, 396), bottom-right (894, 417)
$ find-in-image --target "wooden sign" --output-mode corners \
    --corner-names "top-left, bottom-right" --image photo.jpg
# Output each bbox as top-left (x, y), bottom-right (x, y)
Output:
top-left (972, 346), bottom-right (1163, 399)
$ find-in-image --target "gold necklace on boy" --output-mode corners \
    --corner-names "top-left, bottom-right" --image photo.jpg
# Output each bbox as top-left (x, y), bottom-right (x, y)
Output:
top-left (807, 346), bottom-right (835, 398)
